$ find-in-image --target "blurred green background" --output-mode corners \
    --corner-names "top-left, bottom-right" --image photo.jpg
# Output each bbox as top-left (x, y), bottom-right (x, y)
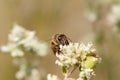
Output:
top-left (0, 0), bottom-right (120, 80)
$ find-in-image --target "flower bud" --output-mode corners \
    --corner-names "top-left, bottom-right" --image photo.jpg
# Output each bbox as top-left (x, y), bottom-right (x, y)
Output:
top-left (83, 56), bottom-right (98, 69)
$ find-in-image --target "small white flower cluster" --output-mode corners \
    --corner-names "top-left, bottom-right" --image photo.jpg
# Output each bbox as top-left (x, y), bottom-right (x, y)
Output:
top-left (77, 69), bottom-right (95, 80)
top-left (47, 74), bottom-right (60, 80)
top-left (16, 63), bottom-right (41, 80)
top-left (56, 42), bottom-right (96, 67)
top-left (27, 68), bottom-right (41, 80)
top-left (16, 63), bottom-right (27, 80)
top-left (1, 23), bottom-right (48, 57)
top-left (107, 4), bottom-right (120, 34)
top-left (107, 4), bottom-right (120, 25)
top-left (55, 42), bottom-right (101, 80)
top-left (85, 11), bottom-right (97, 22)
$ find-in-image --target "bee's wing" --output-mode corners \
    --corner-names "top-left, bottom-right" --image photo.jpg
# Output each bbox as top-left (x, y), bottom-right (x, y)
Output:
top-left (51, 45), bottom-right (60, 55)
top-left (66, 36), bottom-right (72, 43)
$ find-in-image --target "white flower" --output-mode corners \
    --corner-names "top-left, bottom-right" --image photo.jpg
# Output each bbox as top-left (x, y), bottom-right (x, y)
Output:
top-left (77, 71), bottom-right (85, 80)
top-left (47, 74), bottom-right (60, 80)
top-left (16, 69), bottom-right (26, 80)
top-left (88, 12), bottom-right (97, 22)
top-left (11, 48), bottom-right (24, 57)
top-left (107, 4), bottom-right (120, 26)
top-left (84, 69), bottom-right (94, 79)
top-left (27, 68), bottom-right (41, 80)
top-left (25, 31), bottom-right (36, 39)
top-left (56, 42), bottom-right (97, 68)
top-left (1, 23), bottom-right (48, 57)
top-left (17, 29), bottom-right (48, 56)
top-left (16, 64), bottom-right (26, 80)
top-left (77, 69), bottom-right (94, 80)
top-left (1, 46), bottom-right (9, 52)
top-left (56, 43), bottom-right (79, 67)
top-left (1, 43), bottom-right (24, 57)
top-left (9, 23), bottom-right (25, 42)
top-left (85, 11), bottom-right (97, 22)
top-left (55, 60), bottom-right (63, 66)
top-left (35, 42), bottom-right (48, 56)
top-left (107, 13), bottom-right (117, 26)
top-left (16, 62), bottom-right (42, 80)
top-left (111, 5), bottom-right (120, 18)
top-left (1, 43), bottom-right (17, 52)
top-left (55, 41), bottom-right (100, 80)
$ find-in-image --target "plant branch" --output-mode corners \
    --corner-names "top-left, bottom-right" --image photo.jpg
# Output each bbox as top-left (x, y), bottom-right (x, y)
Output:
top-left (65, 66), bottom-right (78, 79)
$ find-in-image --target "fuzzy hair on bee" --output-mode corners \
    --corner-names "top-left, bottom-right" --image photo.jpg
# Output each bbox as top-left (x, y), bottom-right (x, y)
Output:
top-left (51, 34), bottom-right (71, 55)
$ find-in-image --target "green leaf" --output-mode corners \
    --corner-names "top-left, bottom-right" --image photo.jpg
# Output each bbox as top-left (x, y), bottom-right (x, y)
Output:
top-left (62, 65), bottom-right (67, 75)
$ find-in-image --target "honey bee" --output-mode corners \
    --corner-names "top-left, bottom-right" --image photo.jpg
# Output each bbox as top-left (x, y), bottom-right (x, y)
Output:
top-left (51, 34), bottom-right (71, 55)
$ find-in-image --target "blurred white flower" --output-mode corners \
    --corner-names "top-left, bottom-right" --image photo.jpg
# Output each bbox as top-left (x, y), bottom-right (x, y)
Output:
top-left (106, 4), bottom-right (120, 36)
top-left (1, 43), bottom-right (17, 52)
top-left (9, 23), bottom-right (25, 42)
top-left (25, 31), bottom-right (36, 39)
top-left (1, 23), bottom-right (48, 57)
top-left (47, 74), bottom-right (60, 80)
top-left (107, 4), bottom-right (120, 26)
top-left (11, 48), bottom-right (24, 57)
top-left (16, 64), bottom-right (26, 80)
top-left (16, 69), bottom-right (26, 80)
top-left (36, 42), bottom-right (48, 56)
top-left (85, 11), bottom-right (97, 22)
top-left (1, 23), bottom-right (48, 80)
top-left (27, 68), bottom-right (41, 80)
top-left (1, 43), bottom-right (24, 57)
top-left (19, 35), bottom-right (48, 56)
top-left (16, 62), bottom-right (42, 80)
top-left (111, 5), bottom-right (120, 18)
top-left (1, 46), bottom-right (9, 52)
